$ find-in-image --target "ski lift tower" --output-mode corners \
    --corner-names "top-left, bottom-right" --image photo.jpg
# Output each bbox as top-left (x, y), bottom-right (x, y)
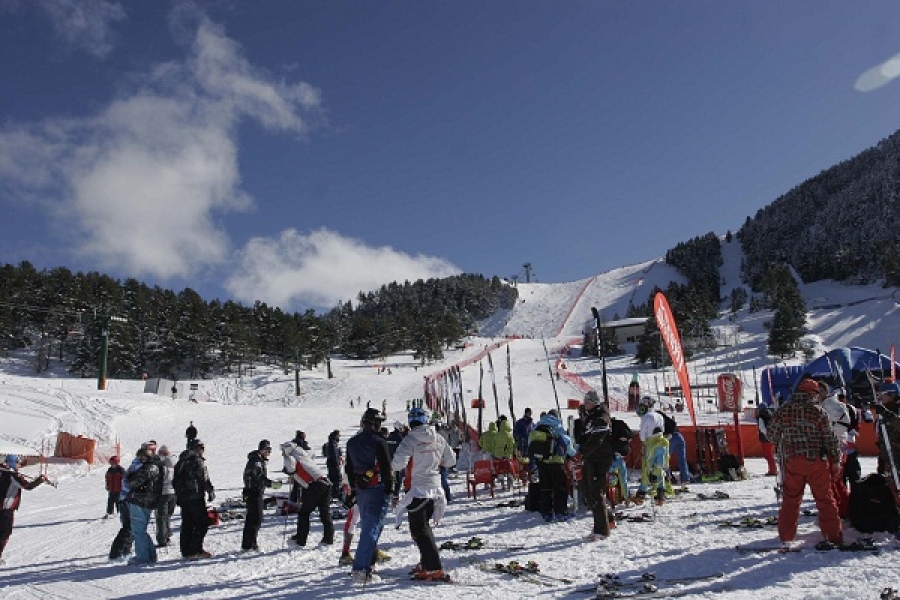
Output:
top-left (523, 263), bottom-right (533, 283)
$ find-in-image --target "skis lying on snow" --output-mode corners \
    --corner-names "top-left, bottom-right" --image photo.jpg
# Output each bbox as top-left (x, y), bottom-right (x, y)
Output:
top-left (378, 569), bottom-right (491, 586)
top-left (592, 584), bottom-right (731, 599)
top-left (575, 572), bottom-right (724, 595)
top-left (735, 538), bottom-right (880, 554)
top-left (440, 536), bottom-right (525, 551)
top-left (461, 558), bottom-right (572, 585)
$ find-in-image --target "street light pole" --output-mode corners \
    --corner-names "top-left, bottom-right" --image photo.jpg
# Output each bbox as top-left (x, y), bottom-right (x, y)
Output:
top-left (295, 349), bottom-right (300, 396)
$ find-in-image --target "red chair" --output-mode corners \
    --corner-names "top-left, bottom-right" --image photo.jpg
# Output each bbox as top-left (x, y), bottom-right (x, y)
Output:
top-left (492, 458), bottom-right (517, 492)
top-left (467, 460), bottom-right (495, 499)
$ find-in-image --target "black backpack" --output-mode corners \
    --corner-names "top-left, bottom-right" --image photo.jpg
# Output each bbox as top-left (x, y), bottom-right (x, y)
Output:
top-left (849, 473), bottom-right (900, 533)
top-left (657, 411), bottom-right (677, 436)
top-left (527, 424), bottom-right (558, 461)
top-left (610, 418), bottom-right (633, 456)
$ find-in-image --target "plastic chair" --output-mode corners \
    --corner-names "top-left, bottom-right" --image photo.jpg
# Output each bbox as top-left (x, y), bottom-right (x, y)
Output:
top-left (467, 460), bottom-right (495, 499)
top-left (492, 458), bottom-right (517, 492)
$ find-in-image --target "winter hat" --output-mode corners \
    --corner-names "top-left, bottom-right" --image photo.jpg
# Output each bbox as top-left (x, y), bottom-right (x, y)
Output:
top-left (547, 409), bottom-right (559, 418)
top-left (362, 407), bottom-right (385, 426)
top-left (109, 455), bottom-right (120, 464)
top-left (584, 390), bottom-right (601, 405)
top-left (796, 378), bottom-right (820, 396)
top-left (158, 445), bottom-right (169, 456)
top-left (258, 439), bottom-right (272, 452)
top-left (5, 454), bottom-right (18, 469)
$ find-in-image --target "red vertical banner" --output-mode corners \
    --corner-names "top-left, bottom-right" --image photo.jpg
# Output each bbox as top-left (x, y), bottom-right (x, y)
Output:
top-left (653, 292), bottom-right (697, 428)
top-left (718, 373), bottom-right (746, 464)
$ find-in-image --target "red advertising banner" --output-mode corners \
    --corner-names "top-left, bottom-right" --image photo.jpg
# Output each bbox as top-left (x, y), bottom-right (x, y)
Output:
top-left (716, 373), bottom-right (744, 412)
top-left (653, 292), bottom-right (696, 428)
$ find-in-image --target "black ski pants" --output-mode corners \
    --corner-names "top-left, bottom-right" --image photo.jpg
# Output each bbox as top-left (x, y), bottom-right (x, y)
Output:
top-left (537, 461), bottom-right (569, 517)
top-left (296, 479), bottom-right (334, 545)
top-left (582, 453), bottom-right (614, 536)
top-left (156, 494), bottom-right (176, 546)
top-left (108, 500), bottom-right (133, 559)
top-left (179, 498), bottom-right (209, 557)
top-left (0, 509), bottom-right (14, 558)
top-left (407, 497), bottom-right (442, 571)
top-left (241, 490), bottom-right (265, 550)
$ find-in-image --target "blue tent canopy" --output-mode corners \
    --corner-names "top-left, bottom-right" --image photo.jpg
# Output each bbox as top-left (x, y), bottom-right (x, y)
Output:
top-left (759, 347), bottom-right (900, 406)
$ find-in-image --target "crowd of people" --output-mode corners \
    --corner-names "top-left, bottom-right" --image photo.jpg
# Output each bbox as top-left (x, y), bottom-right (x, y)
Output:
top-left (4, 372), bottom-right (900, 582)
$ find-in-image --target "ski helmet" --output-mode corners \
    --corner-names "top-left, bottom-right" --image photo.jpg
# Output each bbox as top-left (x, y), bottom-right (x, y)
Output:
top-left (584, 390), bottom-right (601, 405)
top-left (636, 396), bottom-right (655, 416)
top-left (408, 407), bottom-right (429, 427)
top-left (258, 439), bottom-right (272, 452)
top-left (5, 454), bottom-right (18, 469)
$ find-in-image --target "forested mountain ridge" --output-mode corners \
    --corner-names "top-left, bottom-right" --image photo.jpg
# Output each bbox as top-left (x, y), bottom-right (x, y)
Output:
top-left (0, 263), bottom-right (516, 379)
top-left (738, 128), bottom-right (900, 288)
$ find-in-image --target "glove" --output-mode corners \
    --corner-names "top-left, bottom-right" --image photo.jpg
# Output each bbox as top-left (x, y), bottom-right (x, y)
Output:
top-left (271, 480), bottom-right (283, 490)
top-left (208, 489), bottom-right (216, 502)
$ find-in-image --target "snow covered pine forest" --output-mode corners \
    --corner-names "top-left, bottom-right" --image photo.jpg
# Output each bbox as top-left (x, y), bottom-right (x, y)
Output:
top-left (2, 246), bottom-right (900, 600)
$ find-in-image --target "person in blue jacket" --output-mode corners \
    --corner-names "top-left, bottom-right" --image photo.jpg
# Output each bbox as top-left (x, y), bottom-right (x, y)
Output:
top-left (528, 409), bottom-right (576, 522)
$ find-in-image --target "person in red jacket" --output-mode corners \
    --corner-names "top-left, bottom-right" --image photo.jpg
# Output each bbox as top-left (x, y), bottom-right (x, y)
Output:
top-left (105, 456), bottom-right (125, 518)
top-left (1, 454), bottom-right (47, 565)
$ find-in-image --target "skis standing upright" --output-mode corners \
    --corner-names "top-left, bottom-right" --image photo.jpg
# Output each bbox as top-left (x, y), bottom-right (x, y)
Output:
top-left (487, 349), bottom-right (501, 422)
top-left (477, 361), bottom-right (485, 437)
top-left (506, 344), bottom-right (516, 423)
top-left (591, 307), bottom-right (610, 406)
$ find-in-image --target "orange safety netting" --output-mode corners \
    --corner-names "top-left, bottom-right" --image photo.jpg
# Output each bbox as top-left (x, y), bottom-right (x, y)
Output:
top-left (54, 432), bottom-right (96, 463)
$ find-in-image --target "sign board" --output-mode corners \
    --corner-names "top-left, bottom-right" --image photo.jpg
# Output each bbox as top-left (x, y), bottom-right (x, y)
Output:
top-left (190, 383), bottom-right (199, 391)
top-left (717, 374), bottom-right (743, 412)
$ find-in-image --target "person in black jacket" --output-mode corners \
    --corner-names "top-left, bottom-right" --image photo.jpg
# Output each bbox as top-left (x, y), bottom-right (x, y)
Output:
top-left (125, 442), bottom-right (163, 565)
top-left (576, 391), bottom-right (615, 540)
top-left (242, 439), bottom-right (276, 551)
top-left (185, 421), bottom-right (197, 450)
top-left (0, 454), bottom-right (47, 565)
top-left (173, 439), bottom-right (215, 560)
top-left (324, 430), bottom-right (343, 500)
top-left (345, 408), bottom-right (393, 584)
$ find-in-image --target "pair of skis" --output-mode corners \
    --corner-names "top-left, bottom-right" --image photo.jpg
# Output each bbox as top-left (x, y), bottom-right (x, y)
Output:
top-left (439, 536), bottom-right (524, 551)
top-left (463, 558), bottom-right (572, 586)
top-left (735, 538), bottom-right (879, 554)
top-left (577, 571), bottom-right (725, 598)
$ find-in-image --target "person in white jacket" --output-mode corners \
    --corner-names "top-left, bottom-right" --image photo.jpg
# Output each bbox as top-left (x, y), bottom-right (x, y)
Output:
top-left (391, 407), bottom-right (456, 582)
top-left (281, 441), bottom-right (334, 547)
top-left (636, 396), bottom-right (665, 500)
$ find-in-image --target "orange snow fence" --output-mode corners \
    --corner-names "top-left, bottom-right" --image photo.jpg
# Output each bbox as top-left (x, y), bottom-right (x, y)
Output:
top-left (54, 432), bottom-right (96, 464)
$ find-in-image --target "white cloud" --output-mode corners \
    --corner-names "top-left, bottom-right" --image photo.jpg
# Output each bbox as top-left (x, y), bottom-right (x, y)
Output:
top-left (38, 0), bottom-right (126, 58)
top-left (0, 13), bottom-right (321, 279)
top-left (854, 52), bottom-right (900, 92)
top-left (226, 229), bottom-right (462, 310)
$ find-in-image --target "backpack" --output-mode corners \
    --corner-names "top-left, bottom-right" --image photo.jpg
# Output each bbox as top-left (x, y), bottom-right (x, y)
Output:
top-left (527, 424), bottom-right (559, 461)
top-left (610, 418), bottom-right (633, 456)
top-left (849, 473), bottom-right (900, 533)
top-left (657, 411), bottom-right (677, 436)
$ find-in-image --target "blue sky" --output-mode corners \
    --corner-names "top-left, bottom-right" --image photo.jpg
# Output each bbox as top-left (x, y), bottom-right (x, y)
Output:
top-left (1, 1), bottom-right (899, 312)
